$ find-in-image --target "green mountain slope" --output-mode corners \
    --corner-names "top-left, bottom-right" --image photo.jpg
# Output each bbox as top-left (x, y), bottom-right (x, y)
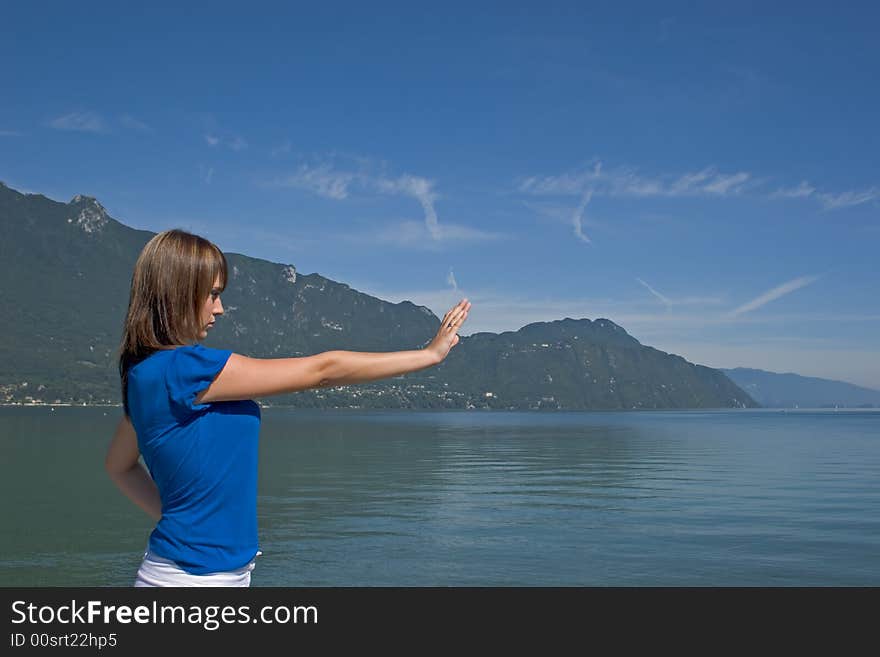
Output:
top-left (0, 181), bottom-right (757, 410)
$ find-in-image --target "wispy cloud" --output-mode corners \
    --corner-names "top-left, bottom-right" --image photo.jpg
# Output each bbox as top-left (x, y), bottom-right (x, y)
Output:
top-left (520, 198), bottom-right (616, 237)
top-left (519, 162), bottom-right (754, 200)
top-left (119, 114), bottom-right (151, 132)
top-left (205, 133), bottom-right (248, 151)
top-left (0, 129), bottom-right (23, 137)
top-left (49, 111), bottom-right (107, 133)
top-left (770, 180), bottom-right (879, 210)
top-left (520, 162), bottom-right (752, 246)
top-left (770, 180), bottom-right (816, 199)
top-left (447, 268), bottom-right (459, 290)
top-left (727, 275), bottom-right (820, 318)
top-left (270, 164), bottom-right (356, 199)
top-left (817, 187), bottom-right (880, 210)
top-left (266, 160), bottom-right (507, 245)
top-left (703, 171), bottom-right (751, 195)
top-left (355, 220), bottom-right (507, 248)
top-left (46, 112), bottom-right (150, 134)
top-left (523, 162), bottom-right (877, 215)
top-left (374, 174), bottom-right (442, 240)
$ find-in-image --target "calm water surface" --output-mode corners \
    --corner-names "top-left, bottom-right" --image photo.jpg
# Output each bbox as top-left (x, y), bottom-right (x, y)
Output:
top-left (1, 407), bottom-right (877, 586)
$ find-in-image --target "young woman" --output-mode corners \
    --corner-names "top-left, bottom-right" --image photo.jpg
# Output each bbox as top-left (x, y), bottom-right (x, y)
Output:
top-left (105, 229), bottom-right (471, 587)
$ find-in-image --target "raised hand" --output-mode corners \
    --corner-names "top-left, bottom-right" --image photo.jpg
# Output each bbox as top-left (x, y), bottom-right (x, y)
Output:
top-left (427, 299), bottom-right (471, 363)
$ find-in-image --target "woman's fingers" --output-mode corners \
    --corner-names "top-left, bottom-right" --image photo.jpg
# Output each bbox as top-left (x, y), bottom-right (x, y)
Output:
top-left (444, 301), bottom-right (470, 331)
top-left (446, 310), bottom-right (466, 327)
top-left (443, 299), bottom-right (469, 319)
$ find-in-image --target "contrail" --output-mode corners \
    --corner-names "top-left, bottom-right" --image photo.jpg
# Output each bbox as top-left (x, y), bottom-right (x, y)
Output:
top-left (728, 275), bottom-right (820, 317)
top-left (572, 189), bottom-right (593, 243)
top-left (636, 277), bottom-right (671, 307)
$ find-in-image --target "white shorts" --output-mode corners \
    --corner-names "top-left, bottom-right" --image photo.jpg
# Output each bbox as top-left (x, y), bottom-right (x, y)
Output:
top-left (134, 549), bottom-right (261, 587)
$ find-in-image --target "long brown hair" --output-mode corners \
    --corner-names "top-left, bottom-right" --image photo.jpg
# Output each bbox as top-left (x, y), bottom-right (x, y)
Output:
top-left (118, 229), bottom-right (228, 417)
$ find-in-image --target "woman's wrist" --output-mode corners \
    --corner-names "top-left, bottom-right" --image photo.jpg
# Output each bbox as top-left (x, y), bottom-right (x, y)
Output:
top-left (423, 344), bottom-right (442, 365)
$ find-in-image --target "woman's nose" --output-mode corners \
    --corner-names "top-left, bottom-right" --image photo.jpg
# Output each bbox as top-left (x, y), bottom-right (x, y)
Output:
top-left (214, 299), bottom-right (224, 314)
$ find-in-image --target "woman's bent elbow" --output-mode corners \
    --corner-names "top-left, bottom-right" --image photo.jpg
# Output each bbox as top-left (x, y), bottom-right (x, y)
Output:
top-left (105, 453), bottom-right (134, 476)
top-left (104, 457), bottom-right (121, 476)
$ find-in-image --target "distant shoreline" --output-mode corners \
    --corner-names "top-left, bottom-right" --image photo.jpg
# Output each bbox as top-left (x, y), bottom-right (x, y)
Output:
top-left (1, 403), bottom-right (878, 413)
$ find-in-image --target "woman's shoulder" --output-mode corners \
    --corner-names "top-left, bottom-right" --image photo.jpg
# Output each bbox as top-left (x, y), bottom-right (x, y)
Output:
top-left (129, 344), bottom-right (234, 379)
top-left (166, 343), bottom-right (233, 375)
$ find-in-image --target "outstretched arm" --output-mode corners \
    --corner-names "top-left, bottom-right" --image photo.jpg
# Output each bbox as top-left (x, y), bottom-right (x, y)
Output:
top-left (196, 299), bottom-right (473, 403)
top-left (105, 415), bottom-right (161, 522)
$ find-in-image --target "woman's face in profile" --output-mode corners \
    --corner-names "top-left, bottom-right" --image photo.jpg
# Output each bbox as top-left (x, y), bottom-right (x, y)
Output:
top-left (199, 275), bottom-right (224, 340)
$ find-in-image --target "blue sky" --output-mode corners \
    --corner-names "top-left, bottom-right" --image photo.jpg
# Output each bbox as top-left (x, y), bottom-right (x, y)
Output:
top-left (2, 1), bottom-right (879, 389)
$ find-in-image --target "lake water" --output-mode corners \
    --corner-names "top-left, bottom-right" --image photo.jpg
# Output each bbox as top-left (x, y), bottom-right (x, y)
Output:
top-left (1, 407), bottom-right (878, 586)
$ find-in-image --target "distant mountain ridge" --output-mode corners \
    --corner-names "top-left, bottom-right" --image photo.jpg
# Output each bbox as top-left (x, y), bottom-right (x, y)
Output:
top-left (0, 181), bottom-right (757, 410)
top-left (722, 368), bottom-right (880, 408)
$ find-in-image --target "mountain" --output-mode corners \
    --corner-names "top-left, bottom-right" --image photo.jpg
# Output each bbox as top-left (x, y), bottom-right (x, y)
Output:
top-left (0, 181), bottom-right (757, 410)
top-left (721, 368), bottom-right (880, 409)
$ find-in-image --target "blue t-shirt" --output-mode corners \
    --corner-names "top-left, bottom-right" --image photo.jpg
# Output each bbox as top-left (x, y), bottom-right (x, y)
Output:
top-left (126, 344), bottom-right (261, 575)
